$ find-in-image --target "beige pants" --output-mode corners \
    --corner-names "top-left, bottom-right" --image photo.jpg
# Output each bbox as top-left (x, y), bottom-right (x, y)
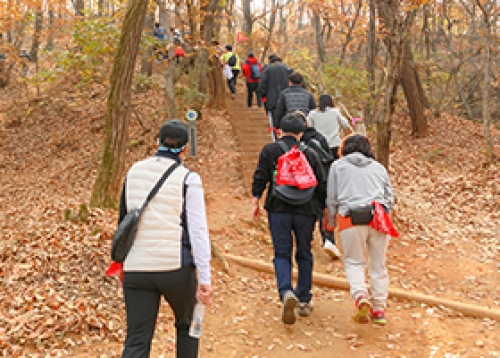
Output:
top-left (340, 226), bottom-right (390, 311)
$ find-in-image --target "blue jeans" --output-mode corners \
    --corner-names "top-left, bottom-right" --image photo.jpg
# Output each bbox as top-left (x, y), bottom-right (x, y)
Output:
top-left (268, 212), bottom-right (315, 303)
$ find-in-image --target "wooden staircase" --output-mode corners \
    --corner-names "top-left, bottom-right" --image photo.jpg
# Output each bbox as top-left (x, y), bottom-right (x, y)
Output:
top-left (225, 90), bottom-right (272, 189)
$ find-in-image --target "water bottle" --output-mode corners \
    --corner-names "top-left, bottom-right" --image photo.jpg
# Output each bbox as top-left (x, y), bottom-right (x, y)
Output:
top-left (189, 301), bottom-right (205, 338)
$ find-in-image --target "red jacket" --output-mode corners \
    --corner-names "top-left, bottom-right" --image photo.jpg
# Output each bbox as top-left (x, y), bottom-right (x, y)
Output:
top-left (241, 57), bottom-right (262, 83)
top-left (174, 46), bottom-right (185, 58)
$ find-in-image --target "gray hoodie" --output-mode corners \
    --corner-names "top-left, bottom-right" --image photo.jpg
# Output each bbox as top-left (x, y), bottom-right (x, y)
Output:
top-left (327, 152), bottom-right (394, 218)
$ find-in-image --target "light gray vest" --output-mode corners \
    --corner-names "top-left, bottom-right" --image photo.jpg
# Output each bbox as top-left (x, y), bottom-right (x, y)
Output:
top-left (123, 156), bottom-right (190, 271)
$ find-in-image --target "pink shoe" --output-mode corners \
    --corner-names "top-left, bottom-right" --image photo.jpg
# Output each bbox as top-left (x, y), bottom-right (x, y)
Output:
top-left (370, 309), bottom-right (386, 325)
top-left (353, 296), bottom-right (371, 324)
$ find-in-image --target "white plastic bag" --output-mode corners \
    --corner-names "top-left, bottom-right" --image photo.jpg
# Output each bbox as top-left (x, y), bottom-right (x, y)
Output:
top-left (223, 64), bottom-right (233, 80)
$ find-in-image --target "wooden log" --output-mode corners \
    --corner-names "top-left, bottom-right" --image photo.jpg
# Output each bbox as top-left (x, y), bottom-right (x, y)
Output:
top-left (225, 254), bottom-right (500, 321)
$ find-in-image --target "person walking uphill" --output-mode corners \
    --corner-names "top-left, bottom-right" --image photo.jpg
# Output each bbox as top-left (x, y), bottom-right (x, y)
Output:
top-left (296, 111), bottom-right (342, 260)
top-left (252, 113), bottom-right (327, 325)
top-left (327, 135), bottom-right (395, 326)
top-left (220, 44), bottom-right (241, 99)
top-left (274, 72), bottom-right (316, 131)
top-left (307, 94), bottom-right (351, 161)
top-left (241, 51), bottom-right (262, 108)
top-left (258, 55), bottom-right (293, 140)
top-left (118, 119), bottom-right (212, 358)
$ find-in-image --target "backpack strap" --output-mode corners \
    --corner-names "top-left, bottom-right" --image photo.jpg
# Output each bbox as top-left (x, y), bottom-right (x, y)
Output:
top-left (277, 140), bottom-right (307, 153)
top-left (297, 142), bottom-right (308, 152)
top-left (277, 140), bottom-right (290, 153)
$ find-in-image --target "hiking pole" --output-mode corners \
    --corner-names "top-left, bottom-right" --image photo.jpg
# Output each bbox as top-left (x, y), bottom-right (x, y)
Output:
top-left (335, 88), bottom-right (363, 135)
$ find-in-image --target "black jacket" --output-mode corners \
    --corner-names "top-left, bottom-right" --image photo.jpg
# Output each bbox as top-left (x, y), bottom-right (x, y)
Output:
top-left (258, 63), bottom-right (293, 111)
top-left (274, 85), bottom-right (316, 129)
top-left (252, 136), bottom-right (326, 217)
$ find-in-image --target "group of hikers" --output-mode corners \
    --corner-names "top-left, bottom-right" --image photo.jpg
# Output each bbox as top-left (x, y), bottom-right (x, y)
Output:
top-left (152, 23), bottom-right (186, 63)
top-left (222, 47), bottom-right (397, 327)
top-left (109, 46), bottom-right (398, 358)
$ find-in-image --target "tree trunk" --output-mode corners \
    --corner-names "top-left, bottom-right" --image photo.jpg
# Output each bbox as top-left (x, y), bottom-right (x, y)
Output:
top-left (186, 0), bottom-right (198, 41)
top-left (375, 0), bottom-right (403, 169)
top-left (339, 0), bottom-right (363, 65)
top-left (278, 6), bottom-right (287, 44)
top-left (476, 0), bottom-right (495, 163)
top-left (98, 0), bottom-right (107, 16)
top-left (140, 8), bottom-right (154, 77)
top-left (226, 0), bottom-right (234, 34)
top-left (242, 0), bottom-right (253, 36)
top-left (158, 0), bottom-right (177, 119)
top-left (400, 10), bottom-right (428, 138)
top-left (260, 0), bottom-right (277, 63)
top-left (90, 0), bottom-right (148, 209)
top-left (203, 0), bottom-right (225, 109)
top-left (45, 6), bottom-right (55, 50)
top-left (194, 0), bottom-right (221, 114)
top-left (75, 0), bottom-right (84, 17)
top-left (312, 10), bottom-right (326, 63)
top-left (400, 39), bottom-right (428, 137)
top-left (364, 0), bottom-right (376, 124)
top-left (297, 3), bottom-right (305, 30)
top-left (29, 6), bottom-right (43, 63)
top-left (206, 53), bottom-right (226, 109)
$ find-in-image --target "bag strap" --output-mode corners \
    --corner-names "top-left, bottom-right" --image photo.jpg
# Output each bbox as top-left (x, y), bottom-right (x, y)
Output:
top-left (277, 140), bottom-right (308, 152)
top-left (307, 138), bottom-right (333, 162)
top-left (277, 140), bottom-right (289, 153)
top-left (140, 162), bottom-right (180, 211)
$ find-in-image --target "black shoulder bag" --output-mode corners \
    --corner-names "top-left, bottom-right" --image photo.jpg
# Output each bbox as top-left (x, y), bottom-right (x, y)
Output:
top-left (111, 162), bottom-right (180, 263)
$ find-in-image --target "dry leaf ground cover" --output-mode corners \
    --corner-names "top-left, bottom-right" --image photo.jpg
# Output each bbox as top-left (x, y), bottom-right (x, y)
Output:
top-left (0, 81), bottom-right (499, 357)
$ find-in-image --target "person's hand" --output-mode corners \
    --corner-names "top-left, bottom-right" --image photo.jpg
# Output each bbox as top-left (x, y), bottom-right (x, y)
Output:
top-left (118, 268), bottom-right (124, 284)
top-left (252, 197), bottom-right (261, 221)
top-left (322, 207), bottom-right (335, 232)
top-left (196, 284), bottom-right (213, 305)
top-left (326, 208), bottom-right (336, 230)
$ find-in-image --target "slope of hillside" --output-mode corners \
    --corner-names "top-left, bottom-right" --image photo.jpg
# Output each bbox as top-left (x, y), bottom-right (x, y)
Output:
top-left (0, 82), bottom-right (499, 357)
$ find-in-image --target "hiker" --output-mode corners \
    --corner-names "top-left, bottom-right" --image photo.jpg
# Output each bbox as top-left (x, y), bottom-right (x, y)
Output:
top-left (241, 51), bottom-right (262, 108)
top-left (261, 53), bottom-right (277, 73)
top-left (252, 112), bottom-right (327, 325)
top-left (307, 94), bottom-right (352, 161)
top-left (173, 39), bottom-right (185, 64)
top-left (295, 111), bottom-right (342, 259)
top-left (220, 44), bottom-right (240, 99)
top-left (258, 54), bottom-right (293, 140)
top-left (327, 134), bottom-right (395, 326)
top-left (118, 119), bottom-right (212, 358)
top-left (153, 23), bottom-right (166, 41)
top-left (274, 72), bottom-right (316, 130)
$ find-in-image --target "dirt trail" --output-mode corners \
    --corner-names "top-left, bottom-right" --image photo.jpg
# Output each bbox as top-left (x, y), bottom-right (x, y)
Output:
top-left (78, 91), bottom-right (498, 358)
top-left (1, 81), bottom-right (499, 357)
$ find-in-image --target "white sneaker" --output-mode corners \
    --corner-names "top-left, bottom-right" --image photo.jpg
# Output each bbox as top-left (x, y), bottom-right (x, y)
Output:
top-left (324, 241), bottom-right (342, 259)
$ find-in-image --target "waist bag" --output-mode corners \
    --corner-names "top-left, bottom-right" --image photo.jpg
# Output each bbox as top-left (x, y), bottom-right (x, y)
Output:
top-left (348, 204), bottom-right (388, 225)
top-left (348, 204), bottom-right (375, 225)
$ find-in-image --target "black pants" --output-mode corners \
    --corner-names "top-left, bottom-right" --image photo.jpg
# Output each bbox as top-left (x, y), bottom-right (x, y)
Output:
top-left (122, 265), bottom-right (198, 358)
top-left (227, 69), bottom-right (240, 94)
top-left (246, 81), bottom-right (261, 107)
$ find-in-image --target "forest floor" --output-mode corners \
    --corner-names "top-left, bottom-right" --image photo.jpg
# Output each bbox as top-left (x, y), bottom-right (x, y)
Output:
top-left (0, 78), bottom-right (500, 358)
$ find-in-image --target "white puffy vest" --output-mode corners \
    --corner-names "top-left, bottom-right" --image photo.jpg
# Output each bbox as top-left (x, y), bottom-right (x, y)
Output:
top-left (123, 156), bottom-right (190, 271)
